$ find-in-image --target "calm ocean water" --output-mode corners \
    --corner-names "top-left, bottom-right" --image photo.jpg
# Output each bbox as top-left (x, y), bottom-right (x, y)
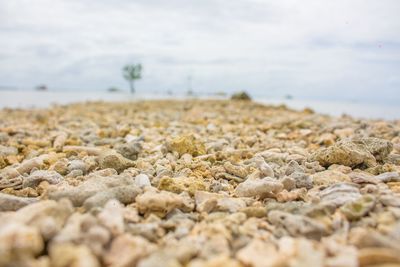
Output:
top-left (0, 90), bottom-right (399, 120)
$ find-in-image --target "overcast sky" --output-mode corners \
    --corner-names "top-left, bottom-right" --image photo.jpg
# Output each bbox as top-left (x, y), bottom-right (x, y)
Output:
top-left (0, 0), bottom-right (399, 101)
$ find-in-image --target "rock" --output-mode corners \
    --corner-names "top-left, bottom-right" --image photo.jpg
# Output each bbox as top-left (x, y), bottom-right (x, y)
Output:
top-left (49, 175), bottom-right (140, 208)
top-left (138, 252), bottom-right (182, 267)
top-left (277, 237), bottom-right (325, 267)
top-left (0, 145), bottom-right (18, 157)
top-left (268, 210), bottom-right (329, 240)
top-left (289, 171), bottom-right (313, 189)
top-left (104, 234), bottom-right (155, 267)
top-left (312, 170), bottom-right (351, 186)
top-left (0, 175), bottom-right (23, 189)
top-left (0, 132), bottom-right (9, 143)
top-left (276, 188), bottom-right (307, 202)
top-left (115, 141), bottom-right (142, 160)
top-left (51, 213), bottom-right (111, 257)
top-left (22, 170), bottom-right (63, 188)
top-left (322, 238), bottom-right (358, 267)
top-left (239, 206), bottom-right (267, 218)
top-left (285, 160), bottom-right (304, 176)
top-left (195, 234), bottom-right (231, 259)
top-left (52, 213), bottom-right (111, 256)
top-left (187, 255), bottom-right (242, 267)
top-left (236, 240), bottom-right (282, 267)
top-left (357, 248), bottom-right (400, 266)
top-left (67, 159), bottom-right (87, 174)
top-left (53, 132), bottom-right (68, 151)
top-left (215, 171), bottom-right (245, 183)
top-left (51, 158), bottom-right (69, 175)
top-left (379, 194), bottom-right (400, 207)
top-left (312, 138), bottom-right (393, 168)
top-left (317, 133), bottom-right (337, 146)
top-left (135, 173), bottom-right (151, 188)
top-left (223, 162), bottom-right (249, 179)
top-left (280, 176), bottom-right (296, 191)
top-left (63, 146), bottom-right (102, 156)
top-left (319, 183), bottom-right (361, 207)
top-left (0, 155), bottom-right (7, 169)
top-left (264, 201), bottom-right (306, 215)
top-left (87, 226), bottom-right (112, 256)
top-left (8, 199), bottom-right (74, 241)
top-left (340, 194), bottom-right (376, 220)
top-left (216, 196), bottom-right (247, 213)
top-left (127, 220), bottom-right (165, 243)
top-left (0, 224), bottom-right (44, 265)
top-left (349, 228), bottom-right (400, 250)
top-left (195, 191), bottom-right (246, 213)
top-left (97, 199), bottom-right (125, 236)
top-left (357, 137), bottom-right (393, 162)
top-left (49, 243), bottom-right (100, 267)
top-left (349, 172), bottom-right (379, 184)
top-left (252, 156), bottom-right (274, 178)
top-left (0, 186), bottom-right (38, 197)
top-left (166, 135), bottom-right (206, 157)
top-left (83, 185), bottom-right (141, 210)
top-left (334, 128), bottom-right (354, 139)
top-left (16, 156), bottom-right (46, 175)
top-left (98, 150), bottom-right (135, 173)
top-left (375, 172), bottom-right (400, 182)
top-left (158, 176), bottom-right (206, 196)
top-left (230, 91), bottom-right (251, 101)
top-left (234, 177), bottom-right (283, 199)
top-left (136, 189), bottom-right (188, 218)
top-left (52, 213), bottom-right (94, 243)
top-left (256, 150), bottom-right (288, 165)
top-left (209, 179), bottom-right (233, 193)
top-left (0, 192), bottom-right (37, 211)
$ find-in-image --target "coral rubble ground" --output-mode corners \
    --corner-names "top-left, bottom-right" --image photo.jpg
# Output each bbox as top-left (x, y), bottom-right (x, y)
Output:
top-left (1, 100), bottom-right (400, 267)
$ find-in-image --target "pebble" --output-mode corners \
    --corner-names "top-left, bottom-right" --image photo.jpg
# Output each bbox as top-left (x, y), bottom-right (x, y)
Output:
top-left (0, 224), bottom-right (44, 265)
top-left (98, 150), bottom-right (135, 173)
top-left (49, 243), bottom-right (100, 267)
top-left (289, 171), bottom-right (313, 189)
top-left (312, 170), bottom-right (351, 186)
top-left (135, 173), bottom-right (152, 188)
top-left (0, 192), bottom-right (38, 211)
top-left (166, 134), bottom-right (206, 157)
top-left (136, 189), bottom-right (189, 218)
top-left (235, 177), bottom-right (283, 199)
top-left (115, 141), bottom-right (142, 160)
top-left (104, 234), bottom-right (155, 267)
top-left (340, 194), bottom-right (376, 220)
top-left (313, 138), bottom-right (393, 168)
top-left (97, 199), bottom-right (125, 236)
top-left (268, 210), bottom-right (329, 239)
top-left (22, 170), bottom-right (63, 188)
top-left (319, 183), bottom-right (362, 207)
top-left (83, 185), bottom-right (141, 210)
top-left (0, 100), bottom-right (399, 266)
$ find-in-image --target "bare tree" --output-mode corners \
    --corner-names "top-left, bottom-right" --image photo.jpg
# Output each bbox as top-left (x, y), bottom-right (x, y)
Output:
top-left (123, 64), bottom-right (142, 93)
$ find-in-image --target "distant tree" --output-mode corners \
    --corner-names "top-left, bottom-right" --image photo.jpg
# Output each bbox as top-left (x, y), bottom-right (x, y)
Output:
top-left (35, 84), bottom-right (48, 91)
top-left (108, 87), bottom-right (121, 93)
top-left (123, 64), bottom-right (142, 93)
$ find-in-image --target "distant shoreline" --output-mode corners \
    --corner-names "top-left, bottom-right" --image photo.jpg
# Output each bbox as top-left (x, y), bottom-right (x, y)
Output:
top-left (0, 90), bottom-right (399, 120)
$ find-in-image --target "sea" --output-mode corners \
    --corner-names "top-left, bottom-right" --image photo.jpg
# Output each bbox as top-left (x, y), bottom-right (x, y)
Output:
top-left (0, 90), bottom-right (399, 120)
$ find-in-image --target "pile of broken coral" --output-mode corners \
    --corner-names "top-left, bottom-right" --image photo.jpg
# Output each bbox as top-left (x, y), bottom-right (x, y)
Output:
top-left (1, 100), bottom-right (400, 267)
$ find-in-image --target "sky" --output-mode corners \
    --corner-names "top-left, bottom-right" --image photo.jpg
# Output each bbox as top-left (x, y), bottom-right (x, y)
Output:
top-left (0, 0), bottom-right (399, 102)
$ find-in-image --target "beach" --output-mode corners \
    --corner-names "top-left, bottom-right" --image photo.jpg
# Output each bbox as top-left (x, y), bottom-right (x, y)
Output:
top-left (0, 99), bottom-right (399, 266)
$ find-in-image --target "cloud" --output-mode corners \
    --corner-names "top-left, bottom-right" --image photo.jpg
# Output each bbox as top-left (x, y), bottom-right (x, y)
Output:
top-left (0, 0), bottom-right (399, 101)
